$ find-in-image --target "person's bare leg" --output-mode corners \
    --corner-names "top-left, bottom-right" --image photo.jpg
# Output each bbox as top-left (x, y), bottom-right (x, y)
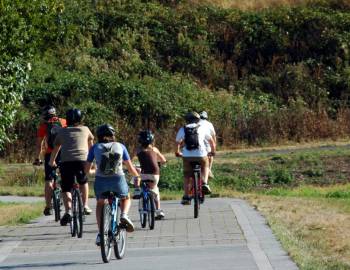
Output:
top-left (120, 196), bottom-right (131, 214)
top-left (80, 182), bottom-right (89, 207)
top-left (96, 199), bottom-right (105, 230)
top-left (44, 181), bottom-right (53, 208)
top-left (62, 192), bottom-right (72, 213)
top-left (202, 165), bottom-right (209, 185)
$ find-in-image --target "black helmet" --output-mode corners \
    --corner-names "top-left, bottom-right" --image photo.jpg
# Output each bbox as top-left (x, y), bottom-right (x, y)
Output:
top-left (200, 111), bottom-right (208, 120)
top-left (66, 108), bottom-right (82, 126)
top-left (138, 130), bottom-right (154, 146)
top-left (96, 124), bottom-right (115, 141)
top-left (184, 111), bottom-right (200, 124)
top-left (42, 105), bottom-right (56, 120)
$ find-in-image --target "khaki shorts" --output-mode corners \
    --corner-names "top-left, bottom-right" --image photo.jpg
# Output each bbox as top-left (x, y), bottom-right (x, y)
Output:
top-left (182, 157), bottom-right (209, 178)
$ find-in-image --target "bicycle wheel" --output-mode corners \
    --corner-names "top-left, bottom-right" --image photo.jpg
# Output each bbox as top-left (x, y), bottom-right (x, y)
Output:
top-left (193, 172), bottom-right (199, 219)
top-left (114, 203), bottom-right (127, 259)
top-left (139, 196), bottom-right (147, 228)
top-left (148, 194), bottom-right (155, 230)
top-left (100, 203), bottom-right (112, 263)
top-left (52, 188), bottom-right (61, 222)
top-left (71, 192), bottom-right (77, 237)
top-left (71, 190), bottom-right (84, 238)
top-left (76, 191), bottom-right (84, 238)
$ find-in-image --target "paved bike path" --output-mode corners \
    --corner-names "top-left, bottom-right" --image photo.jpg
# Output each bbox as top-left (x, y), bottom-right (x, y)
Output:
top-left (0, 197), bottom-right (298, 270)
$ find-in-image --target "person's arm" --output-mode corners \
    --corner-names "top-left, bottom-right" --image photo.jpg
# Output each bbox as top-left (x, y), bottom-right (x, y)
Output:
top-left (87, 129), bottom-right (94, 149)
top-left (208, 136), bottom-right (216, 156)
top-left (123, 159), bottom-right (140, 177)
top-left (154, 147), bottom-right (166, 164)
top-left (49, 145), bottom-right (61, 167)
top-left (175, 128), bottom-right (184, 157)
top-left (84, 161), bottom-right (95, 175)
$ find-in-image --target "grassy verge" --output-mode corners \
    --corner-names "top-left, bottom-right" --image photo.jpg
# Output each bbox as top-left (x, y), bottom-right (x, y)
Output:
top-left (0, 201), bottom-right (43, 226)
top-left (246, 194), bottom-right (350, 270)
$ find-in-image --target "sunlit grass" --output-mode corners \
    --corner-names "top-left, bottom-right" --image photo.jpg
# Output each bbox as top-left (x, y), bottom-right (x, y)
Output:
top-left (0, 201), bottom-right (43, 226)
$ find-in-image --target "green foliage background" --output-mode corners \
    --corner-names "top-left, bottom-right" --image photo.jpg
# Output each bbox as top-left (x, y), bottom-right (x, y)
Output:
top-left (1, 0), bottom-right (350, 160)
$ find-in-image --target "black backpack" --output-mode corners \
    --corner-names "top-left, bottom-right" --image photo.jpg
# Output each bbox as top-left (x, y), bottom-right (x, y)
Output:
top-left (99, 143), bottom-right (121, 175)
top-left (46, 118), bottom-right (62, 149)
top-left (184, 124), bottom-right (200, 150)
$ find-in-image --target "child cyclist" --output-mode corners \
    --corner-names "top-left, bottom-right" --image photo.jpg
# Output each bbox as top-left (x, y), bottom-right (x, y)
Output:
top-left (133, 130), bottom-right (167, 220)
top-left (84, 124), bottom-right (141, 246)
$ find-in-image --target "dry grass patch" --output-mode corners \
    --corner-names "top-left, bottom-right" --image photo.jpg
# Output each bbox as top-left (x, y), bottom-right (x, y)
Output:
top-left (246, 195), bottom-right (350, 269)
top-left (0, 202), bottom-right (43, 226)
top-left (191, 0), bottom-right (315, 10)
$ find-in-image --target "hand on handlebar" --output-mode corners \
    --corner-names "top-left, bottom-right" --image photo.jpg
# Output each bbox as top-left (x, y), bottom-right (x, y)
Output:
top-left (33, 159), bottom-right (43, 166)
top-left (175, 151), bottom-right (183, 158)
top-left (208, 151), bottom-right (216, 157)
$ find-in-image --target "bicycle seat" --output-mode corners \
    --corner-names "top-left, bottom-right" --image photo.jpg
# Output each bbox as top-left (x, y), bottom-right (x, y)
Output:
top-left (101, 191), bottom-right (117, 198)
top-left (189, 161), bottom-right (201, 170)
top-left (141, 179), bottom-right (154, 183)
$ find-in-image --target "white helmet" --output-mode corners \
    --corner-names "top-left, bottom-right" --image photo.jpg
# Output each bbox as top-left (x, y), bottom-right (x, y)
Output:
top-left (200, 111), bottom-right (208, 120)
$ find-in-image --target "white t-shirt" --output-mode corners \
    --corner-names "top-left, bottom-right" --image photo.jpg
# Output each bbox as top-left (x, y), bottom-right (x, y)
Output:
top-left (176, 123), bottom-right (212, 157)
top-left (199, 119), bottom-right (216, 151)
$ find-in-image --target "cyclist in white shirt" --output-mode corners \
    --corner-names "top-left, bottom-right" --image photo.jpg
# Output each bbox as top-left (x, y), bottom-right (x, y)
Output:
top-left (175, 112), bottom-right (216, 205)
top-left (199, 111), bottom-right (216, 178)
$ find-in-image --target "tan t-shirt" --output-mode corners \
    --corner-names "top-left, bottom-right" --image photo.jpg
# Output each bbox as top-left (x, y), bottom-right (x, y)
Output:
top-left (54, 126), bottom-right (94, 162)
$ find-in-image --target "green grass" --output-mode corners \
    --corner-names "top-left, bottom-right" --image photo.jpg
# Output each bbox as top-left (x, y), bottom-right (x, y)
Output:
top-left (0, 201), bottom-right (43, 226)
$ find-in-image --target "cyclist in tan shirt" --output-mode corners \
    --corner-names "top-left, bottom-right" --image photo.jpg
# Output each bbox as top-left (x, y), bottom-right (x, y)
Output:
top-left (49, 108), bottom-right (94, 226)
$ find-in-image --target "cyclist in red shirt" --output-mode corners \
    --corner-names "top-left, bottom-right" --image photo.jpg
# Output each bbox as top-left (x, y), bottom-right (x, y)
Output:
top-left (33, 106), bottom-right (67, 216)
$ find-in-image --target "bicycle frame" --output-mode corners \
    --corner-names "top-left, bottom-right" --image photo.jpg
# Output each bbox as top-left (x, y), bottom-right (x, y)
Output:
top-left (139, 180), bottom-right (156, 229)
top-left (189, 162), bottom-right (203, 218)
top-left (100, 192), bottom-right (127, 262)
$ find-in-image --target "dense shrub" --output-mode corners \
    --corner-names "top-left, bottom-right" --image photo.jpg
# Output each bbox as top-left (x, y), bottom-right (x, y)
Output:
top-left (1, 0), bottom-right (350, 159)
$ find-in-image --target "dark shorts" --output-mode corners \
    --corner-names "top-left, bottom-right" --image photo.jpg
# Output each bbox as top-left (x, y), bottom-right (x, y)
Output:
top-left (59, 161), bottom-right (87, 192)
top-left (94, 175), bottom-right (129, 200)
top-left (44, 152), bottom-right (61, 181)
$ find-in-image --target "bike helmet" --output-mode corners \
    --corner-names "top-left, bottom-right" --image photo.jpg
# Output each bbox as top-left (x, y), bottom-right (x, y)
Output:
top-left (138, 130), bottom-right (154, 146)
top-left (42, 105), bottom-right (56, 120)
top-left (96, 124), bottom-right (115, 142)
top-left (184, 111), bottom-right (200, 124)
top-left (200, 111), bottom-right (208, 120)
top-left (66, 108), bottom-right (82, 126)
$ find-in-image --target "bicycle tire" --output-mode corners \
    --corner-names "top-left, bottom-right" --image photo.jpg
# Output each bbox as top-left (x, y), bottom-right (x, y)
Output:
top-left (139, 196), bottom-right (147, 228)
top-left (71, 191), bottom-right (77, 237)
top-left (52, 188), bottom-right (61, 222)
top-left (76, 190), bottom-right (84, 238)
top-left (148, 194), bottom-right (155, 230)
top-left (100, 203), bottom-right (112, 263)
top-left (114, 203), bottom-right (127, 259)
top-left (193, 172), bottom-right (199, 219)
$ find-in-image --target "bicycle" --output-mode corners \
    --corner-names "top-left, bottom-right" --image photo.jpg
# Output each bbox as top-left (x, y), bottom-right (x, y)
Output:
top-left (50, 168), bottom-right (62, 222)
top-left (138, 179), bottom-right (156, 230)
top-left (189, 161), bottom-right (204, 219)
top-left (100, 191), bottom-right (127, 263)
top-left (70, 178), bottom-right (84, 238)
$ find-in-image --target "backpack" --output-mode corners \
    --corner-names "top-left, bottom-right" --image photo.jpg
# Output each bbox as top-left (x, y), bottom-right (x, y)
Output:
top-left (184, 124), bottom-right (200, 150)
top-left (99, 143), bottom-right (121, 175)
top-left (46, 117), bottom-right (62, 149)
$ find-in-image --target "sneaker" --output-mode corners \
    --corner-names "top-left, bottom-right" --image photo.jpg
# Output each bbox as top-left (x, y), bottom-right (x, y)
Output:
top-left (181, 195), bottom-right (191, 205)
top-left (95, 233), bottom-right (101, 246)
top-left (43, 207), bottom-right (52, 216)
top-left (155, 209), bottom-right (165, 220)
top-left (132, 188), bottom-right (141, 199)
top-left (202, 184), bottom-right (212, 195)
top-left (84, 206), bottom-right (92, 215)
top-left (60, 213), bottom-right (72, 226)
top-left (120, 214), bottom-right (135, 233)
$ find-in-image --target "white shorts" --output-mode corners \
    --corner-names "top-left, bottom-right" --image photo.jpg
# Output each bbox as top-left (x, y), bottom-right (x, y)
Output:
top-left (141, 174), bottom-right (160, 198)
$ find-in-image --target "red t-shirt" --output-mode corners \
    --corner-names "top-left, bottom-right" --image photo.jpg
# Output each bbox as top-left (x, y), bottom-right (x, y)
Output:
top-left (37, 117), bottom-right (67, 153)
